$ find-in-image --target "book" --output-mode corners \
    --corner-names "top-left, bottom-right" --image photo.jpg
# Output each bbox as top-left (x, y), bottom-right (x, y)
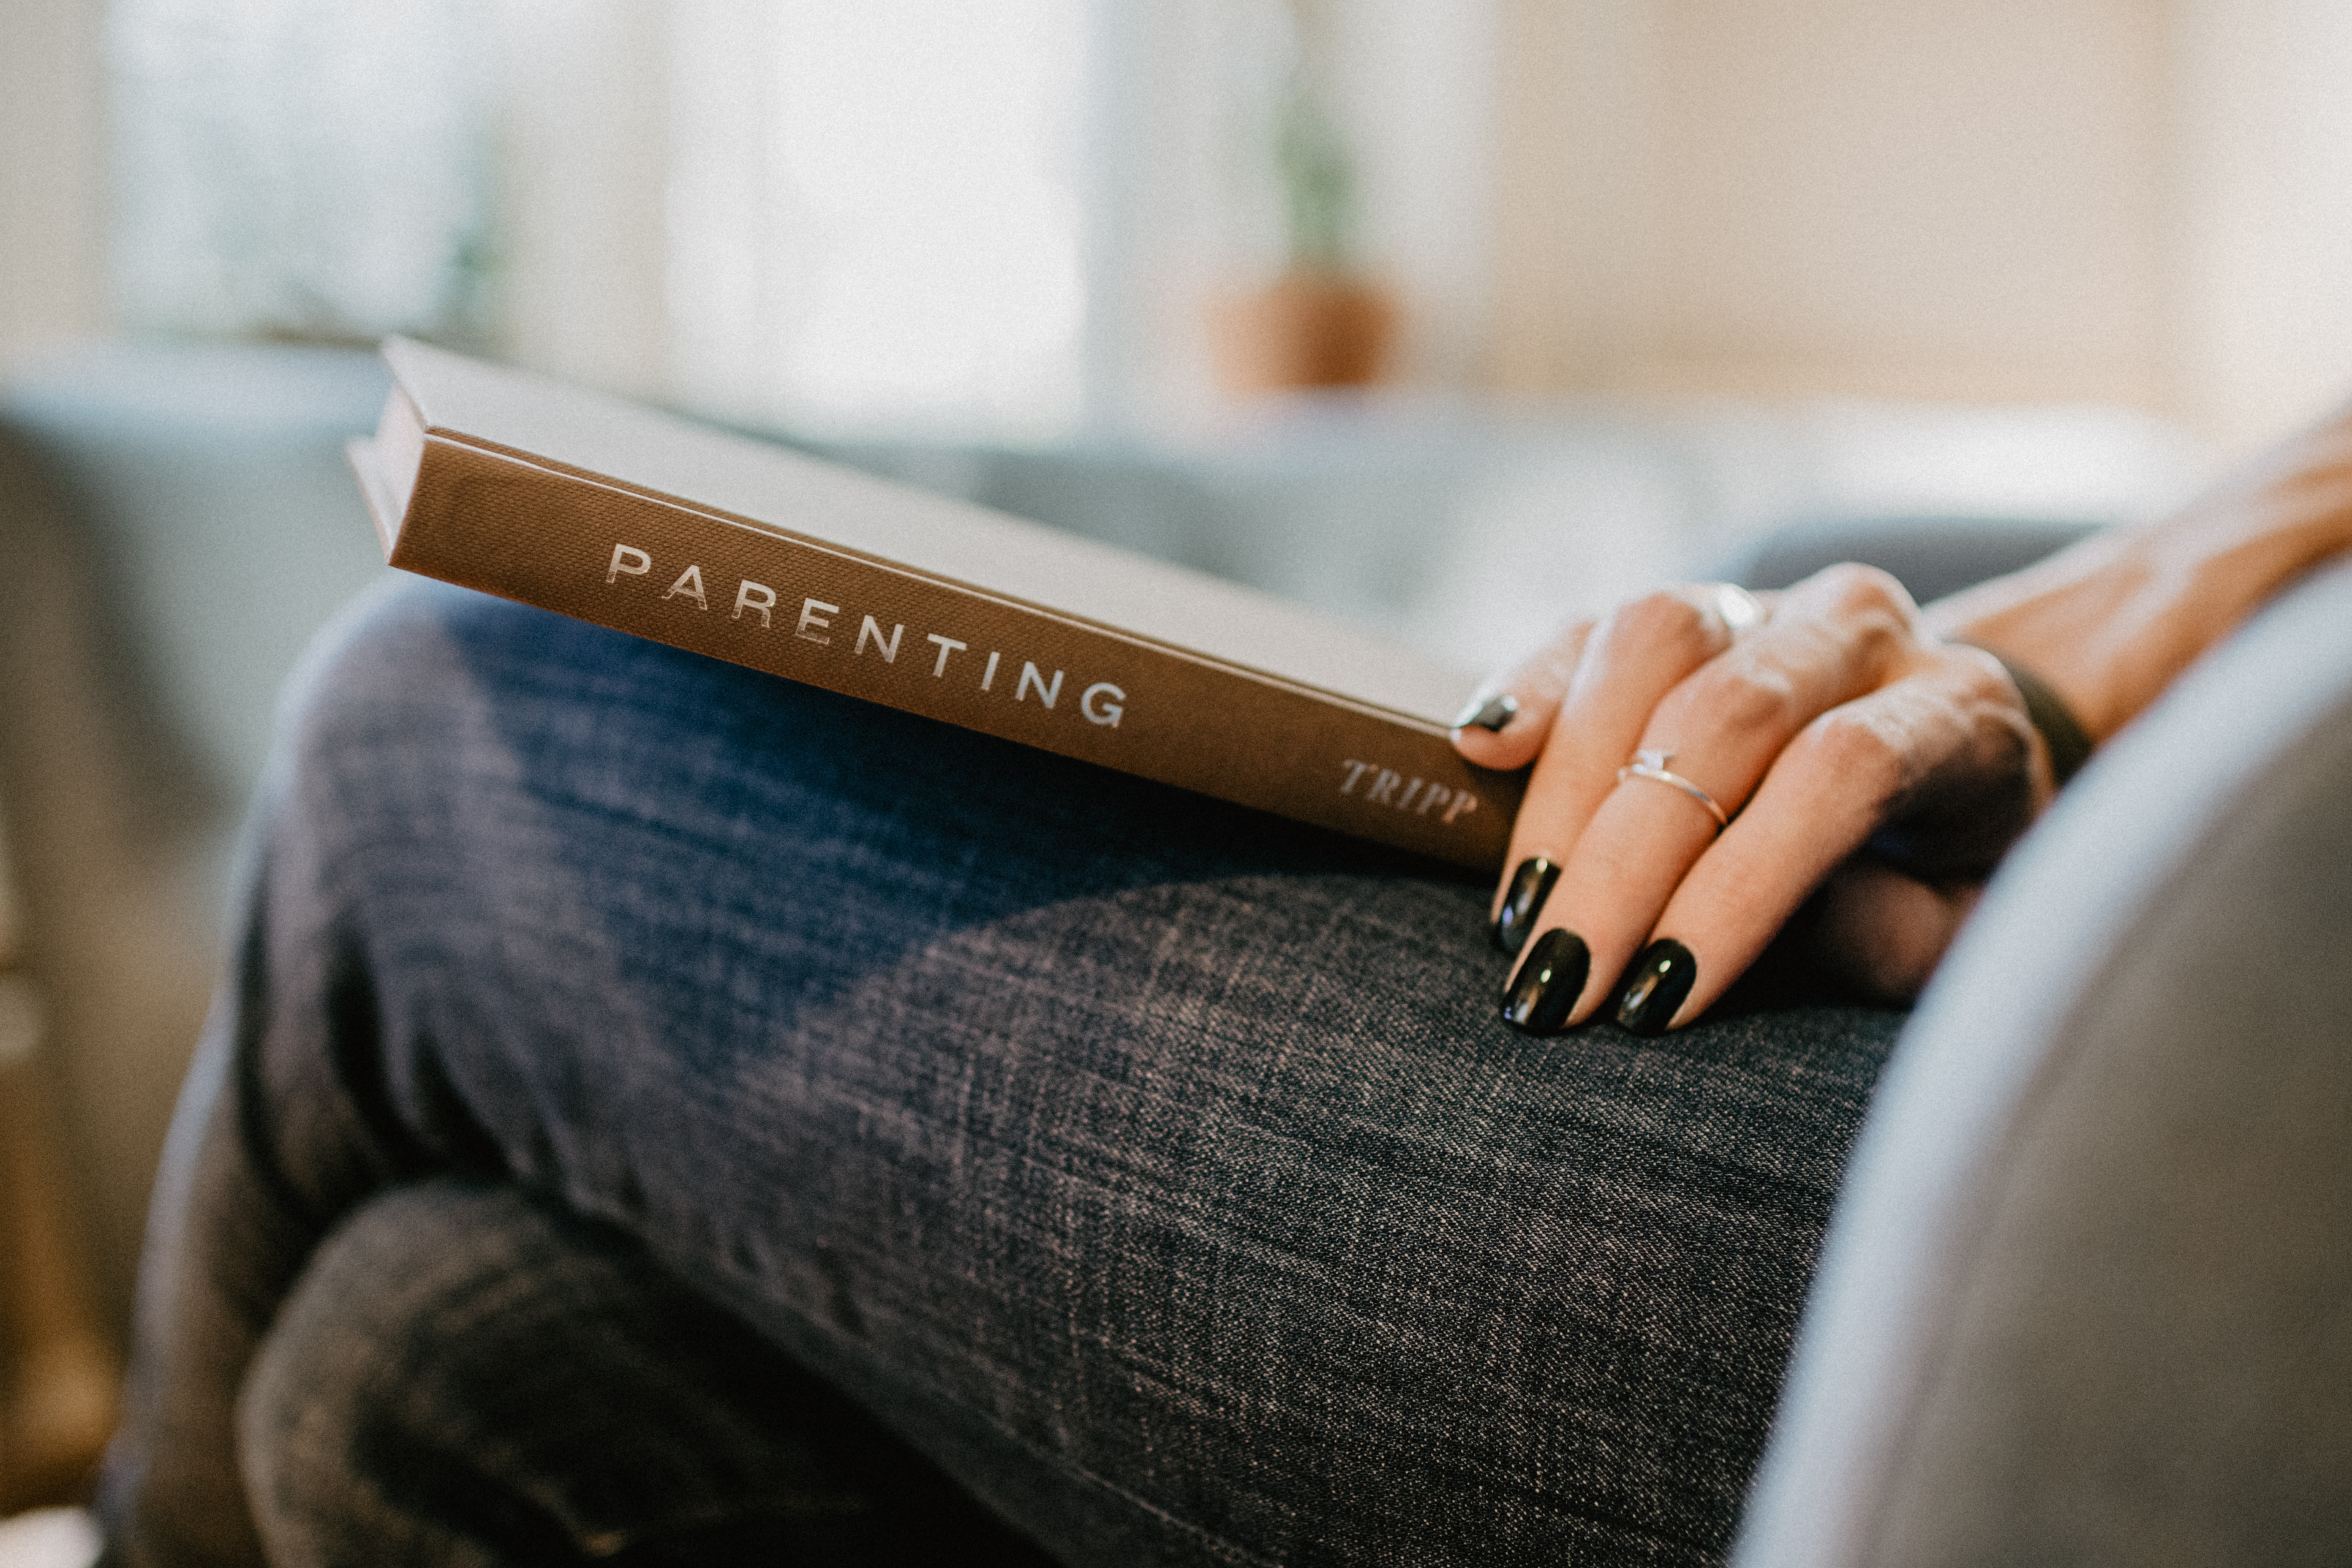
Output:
top-left (346, 339), bottom-right (1524, 871)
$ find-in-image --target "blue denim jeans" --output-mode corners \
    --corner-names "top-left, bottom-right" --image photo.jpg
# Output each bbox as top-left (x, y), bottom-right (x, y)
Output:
top-left (101, 581), bottom-right (1903, 1567)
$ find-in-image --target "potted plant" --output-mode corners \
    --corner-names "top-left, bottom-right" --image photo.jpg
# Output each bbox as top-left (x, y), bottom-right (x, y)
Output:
top-left (1209, 5), bottom-right (1398, 393)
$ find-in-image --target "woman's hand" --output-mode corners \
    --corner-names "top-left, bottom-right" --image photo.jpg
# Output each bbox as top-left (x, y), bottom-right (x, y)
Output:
top-left (1451, 388), bottom-right (2352, 1037)
top-left (1452, 565), bottom-right (2051, 1035)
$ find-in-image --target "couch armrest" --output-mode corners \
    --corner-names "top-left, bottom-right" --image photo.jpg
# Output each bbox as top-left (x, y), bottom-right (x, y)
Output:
top-left (1737, 555), bottom-right (2352, 1565)
top-left (1716, 514), bottom-right (2098, 603)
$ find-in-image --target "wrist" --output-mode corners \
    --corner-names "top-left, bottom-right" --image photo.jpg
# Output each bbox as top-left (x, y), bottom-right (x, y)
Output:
top-left (1927, 408), bottom-right (2352, 742)
top-left (1923, 527), bottom-right (2163, 743)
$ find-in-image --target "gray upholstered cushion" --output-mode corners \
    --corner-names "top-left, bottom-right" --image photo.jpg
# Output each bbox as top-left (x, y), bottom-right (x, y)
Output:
top-left (1718, 514), bottom-right (2098, 605)
top-left (1735, 555), bottom-right (2352, 1566)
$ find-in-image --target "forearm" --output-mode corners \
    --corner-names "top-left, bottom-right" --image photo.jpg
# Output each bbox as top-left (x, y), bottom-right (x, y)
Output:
top-left (1927, 399), bottom-right (2352, 741)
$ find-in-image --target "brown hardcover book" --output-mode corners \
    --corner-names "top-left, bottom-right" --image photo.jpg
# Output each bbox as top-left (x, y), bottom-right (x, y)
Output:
top-left (347, 339), bottom-right (1524, 870)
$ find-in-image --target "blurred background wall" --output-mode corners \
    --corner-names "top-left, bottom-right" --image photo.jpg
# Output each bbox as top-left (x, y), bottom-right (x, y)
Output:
top-left (10, 0), bottom-right (2350, 452)
top-left (0, 0), bottom-right (109, 371)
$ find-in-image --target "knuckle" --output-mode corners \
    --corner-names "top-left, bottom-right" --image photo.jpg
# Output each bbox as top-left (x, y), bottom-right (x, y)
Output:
top-left (1934, 648), bottom-right (2039, 768)
top-left (1602, 589), bottom-right (1713, 655)
top-left (1795, 708), bottom-right (1914, 805)
top-left (1944, 644), bottom-right (2018, 708)
top-left (1681, 658), bottom-right (1799, 736)
top-left (1810, 561), bottom-right (1918, 620)
top-left (1794, 564), bottom-right (1925, 680)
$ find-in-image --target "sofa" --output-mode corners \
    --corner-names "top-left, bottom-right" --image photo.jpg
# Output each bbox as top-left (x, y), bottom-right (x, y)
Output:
top-left (1735, 550), bottom-right (2352, 1564)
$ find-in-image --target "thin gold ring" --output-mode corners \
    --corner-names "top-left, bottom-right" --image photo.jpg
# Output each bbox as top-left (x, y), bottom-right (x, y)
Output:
top-left (1616, 749), bottom-right (1730, 831)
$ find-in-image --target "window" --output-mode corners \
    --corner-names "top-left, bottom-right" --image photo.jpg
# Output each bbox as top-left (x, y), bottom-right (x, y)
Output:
top-left (98, 0), bottom-right (1495, 436)
top-left (110, 0), bottom-right (497, 344)
top-left (667, 0), bottom-right (1090, 437)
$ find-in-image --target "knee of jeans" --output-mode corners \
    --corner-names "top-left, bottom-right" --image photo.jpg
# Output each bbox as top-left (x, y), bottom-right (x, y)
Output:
top-left (237, 1178), bottom-right (893, 1568)
top-left (270, 576), bottom-right (504, 761)
top-left (248, 577), bottom-right (599, 856)
top-left (238, 1182), bottom-right (521, 1563)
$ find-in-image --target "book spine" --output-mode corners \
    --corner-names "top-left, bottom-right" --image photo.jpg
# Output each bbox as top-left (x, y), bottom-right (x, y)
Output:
top-left (387, 437), bottom-right (1523, 871)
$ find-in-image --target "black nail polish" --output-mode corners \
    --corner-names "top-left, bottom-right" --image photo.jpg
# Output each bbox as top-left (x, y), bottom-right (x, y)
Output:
top-left (1452, 693), bottom-right (1520, 732)
top-left (1617, 939), bottom-right (1696, 1036)
top-left (1492, 856), bottom-right (1560, 955)
top-left (1500, 928), bottom-right (1590, 1034)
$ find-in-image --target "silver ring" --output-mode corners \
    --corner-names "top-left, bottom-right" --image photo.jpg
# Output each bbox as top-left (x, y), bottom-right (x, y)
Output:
top-left (1706, 583), bottom-right (1765, 636)
top-left (1616, 749), bottom-right (1730, 830)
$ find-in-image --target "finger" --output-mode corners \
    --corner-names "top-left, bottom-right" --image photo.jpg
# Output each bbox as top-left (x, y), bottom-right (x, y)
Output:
top-left (1449, 620), bottom-right (1594, 772)
top-left (1614, 650), bottom-right (2023, 1033)
top-left (1503, 566), bottom-right (1923, 1028)
top-left (1453, 585), bottom-right (1769, 772)
top-left (1483, 588), bottom-right (1742, 952)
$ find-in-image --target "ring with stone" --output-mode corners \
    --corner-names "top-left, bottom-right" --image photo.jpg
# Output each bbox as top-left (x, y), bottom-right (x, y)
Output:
top-left (1615, 749), bottom-right (1731, 831)
top-left (1705, 583), bottom-right (1765, 637)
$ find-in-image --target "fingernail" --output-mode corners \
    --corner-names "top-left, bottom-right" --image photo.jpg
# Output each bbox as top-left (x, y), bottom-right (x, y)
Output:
top-left (1617, 939), bottom-right (1696, 1036)
top-left (1500, 928), bottom-right (1590, 1034)
top-left (1492, 855), bottom-right (1559, 955)
top-left (1452, 693), bottom-right (1520, 732)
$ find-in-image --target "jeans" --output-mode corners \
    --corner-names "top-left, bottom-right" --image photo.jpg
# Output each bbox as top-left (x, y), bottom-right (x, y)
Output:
top-left (101, 580), bottom-right (1903, 1567)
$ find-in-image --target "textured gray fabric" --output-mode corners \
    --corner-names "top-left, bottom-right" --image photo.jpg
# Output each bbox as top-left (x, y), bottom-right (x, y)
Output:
top-left (1735, 557), bottom-right (2352, 1566)
top-left (240, 1181), bottom-right (1055, 1567)
top-left (1714, 517), bottom-right (2096, 607)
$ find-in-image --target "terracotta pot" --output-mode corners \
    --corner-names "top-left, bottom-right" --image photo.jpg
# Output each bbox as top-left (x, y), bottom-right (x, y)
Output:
top-left (1208, 271), bottom-right (1399, 394)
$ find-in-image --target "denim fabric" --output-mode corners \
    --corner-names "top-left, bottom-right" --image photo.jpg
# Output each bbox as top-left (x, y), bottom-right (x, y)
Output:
top-left (103, 580), bottom-right (1903, 1568)
top-left (241, 1180), bottom-right (1056, 1566)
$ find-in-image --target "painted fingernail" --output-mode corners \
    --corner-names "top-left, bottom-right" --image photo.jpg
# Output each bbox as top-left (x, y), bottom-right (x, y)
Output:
top-left (1500, 928), bottom-right (1590, 1034)
top-left (1617, 939), bottom-right (1697, 1036)
top-left (1452, 693), bottom-right (1520, 732)
top-left (1492, 856), bottom-right (1560, 955)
